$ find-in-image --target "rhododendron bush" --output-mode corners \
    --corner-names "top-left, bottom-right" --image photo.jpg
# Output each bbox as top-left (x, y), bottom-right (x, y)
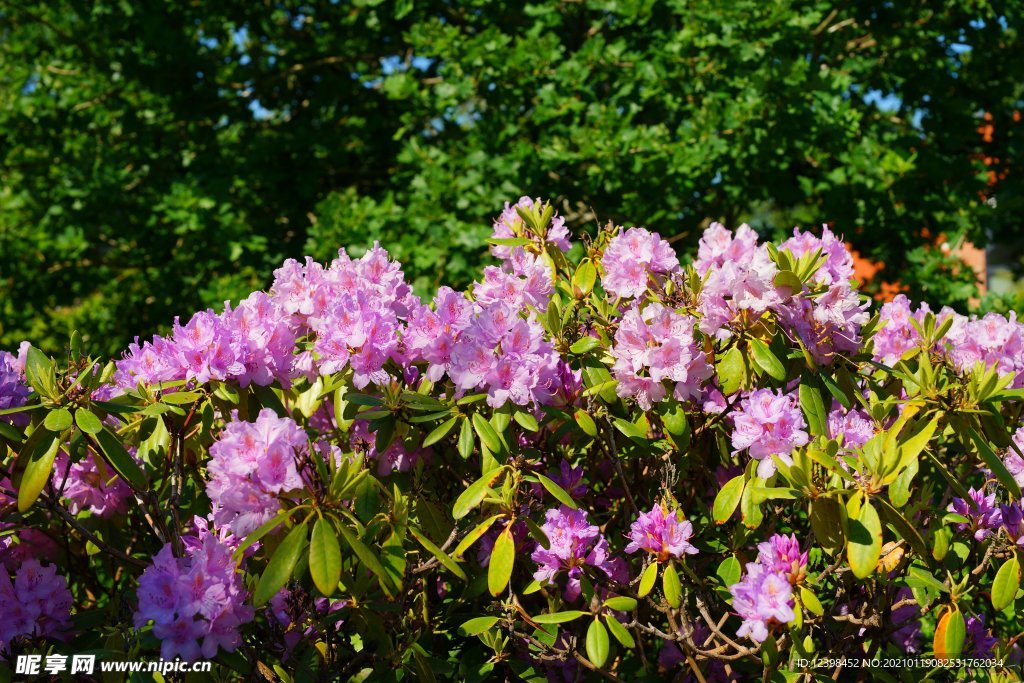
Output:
top-left (3, 198), bottom-right (1024, 681)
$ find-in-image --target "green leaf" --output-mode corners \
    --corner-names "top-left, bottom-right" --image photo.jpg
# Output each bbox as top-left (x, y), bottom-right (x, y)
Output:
top-left (488, 527), bottom-right (515, 596)
top-left (452, 514), bottom-right (503, 558)
top-left (749, 338), bottom-right (786, 381)
top-left (799, 382), bottom-right (827, 437)
top-left (409, 527), bottom-right (467, 581)
top-left (573, 409), bottom-right (598, 437)
top-left (458, 418), bottom-right (475, 459)
top-left (513, 411), bottom-right (539, 432)
top-left (569, 336), bottom-right (601, 354)
top-left (712, 475), bottom-right (744, 524)
top-left (934, 607), bottom-right (966, 659)
top-left (613, 418), bottom-right (647, 441)
top-left (94, 427), bottom-right (147, 490)
top-left (603, 596), bottom-right (637, 612)
top-left (799, 587), bottom-right (824, 616)
top-left (663, 563), bottom-right (681, 608)
top-left (472, 413), bottom-right (502, 454)
top-left (309, 518), bottom-right (342, 596)
top-left (452, 468), bottom-right (506, 520)
top-left (847, 499), bottom-right (882, 579)
top-left (637, 562), bottom-right (658, 598)
top-left (716, 345), bottom-right (746, 395)
top-left (534, 473), bottom-right (578, 509)
top-left (532, 610), bottom-right (588, 624)
top-left (459, 616), bottom-right (499, 637)
top-left (966, 427), bottom-right (1022, 499)
top-left (774, 270), bottom-right (804, 294)
top-left (75, 409), bottom-right (104, 435)
top-left (585, 619), bottom-right (610, 668)
top-left (253, 522), bottom-right (309, 606)
top-left (572, 260), bottom-right (597, 296)
top-left (422, 416), bottom-right (458, 447)
top-left (17, 429), bottom-right (59, 512)
top-left (992, 556), bottom-right (1020, 612)
top-left (43, 408), bottom-right (72, 432)
top-left (24, 346), bottom-right (57, 400)
top-left (605, 614), bottom-right (635, 649)
top-left (716, 556), bottom-right (741, 587)
top-left (337, 524), bottom-right (395, 593)
top-left (232, 509), bottom-right (300, 563)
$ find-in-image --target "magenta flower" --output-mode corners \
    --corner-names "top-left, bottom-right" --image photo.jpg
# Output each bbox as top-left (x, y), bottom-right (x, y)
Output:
top-left (625, 505), bottom-right (698, 562)
top-left (0, 560), bottom-right (74, 652)
top-left (531, 506), bottom-right (627, 601)
top-left (206, 409), bottom-right (307, 537)
top-left (601, 227), bottom-right (679, 298)
top-left (729, 562), bottom-right (795, 643)
top-left (611, 303), bottom-right (712, 410)
top-left (697, 228), bottom-right (781, 340)
top-left (135, 520), bottom-right (254, 661)
top-left (730, 389), bottom-right (809, 478)
top-left (0, 346), bottom-right (30, 427)
top-left (755, 533), bottom-right (807, 585)
top-left (947, 487), bottom-right (1003, 541)
top-left (490, 196), bottom-right (571, 262)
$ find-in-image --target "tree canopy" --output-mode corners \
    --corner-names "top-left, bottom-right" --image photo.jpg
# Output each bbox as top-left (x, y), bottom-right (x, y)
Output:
top-left (2, 0), bottom-right (1022, 354)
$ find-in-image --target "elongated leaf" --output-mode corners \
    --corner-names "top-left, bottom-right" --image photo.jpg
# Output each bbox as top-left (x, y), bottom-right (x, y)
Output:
top-left (569, 336), bottom-right (601, 354)
top-left (799, 382), bottom-right (827, 437)
top-left (488, 527), bottom-right (515, 596)
top-left (717, 345), bottom-right (746, 395)
top-left (472, 413), bottom-right (501, 454)
top-left (572, 260), bottom-right (597, 296)
top-left (309, 518), bottom-right (342, 596)
top-left (716, 556), bottom-right (741, 587)
top-left (458, 418), bottom-right (475, 459)
top-left (233, 509), bottom-right (301, 563)
top-left (967, 427), bottom-right (1022, 499)
top-left (17, 429), bottom-right (59, 512)
top-left (574, 409), bottom-right (598, 437)
top-left (423, 416), bottom-right (459, 447)
top-left (452, 467), bottom-right (507, 520)
top-left (534, 473), bottom-right (578, 509)
top-left (933, 607), bottom-right (966, 660)
top-left (452, 514), bottom-right (503, 558)
top-left (75, 409), bottom-right (104, 435)
top-left (799, 587), bottom-right (824, 616)
top-left (253, 522), bottom-right (309, 606)
top-left (337, 524), bottom-right (395, 593)
top-left (95, 427), bottom-right (147, 490)
top-left (638, 561), bottom-right (658, 598)
top-left (923, 450), bottom-right (973, 502)
top-left (409, 527), bottom-right (467, 581)
top-left (603, 596), bottom-right (637, 612)
top-left (847, 499), bottom-right (882, 579)
top-left (24, 346), bottom-right (57, 400)
top-left (663, 563), bottom-right (681, 608)
top-left (992, 556), bottom-right (1020, 612)
top-left (586, 619), bottom-right (610, 668)
top-left (513, 411), bottom-right (539, 432)
top-left (43, 408), bottom-right (72, 432)
top-left (532, 610), bottom-right (588, 624)
top-left (605, 614), bottom-right (635, 649)
top-left (459, 617), bottom-right (499, 637)
top-left (749, 338), bottom-right (786, 381)
top-left (713, 475), bottom-right (745, 524)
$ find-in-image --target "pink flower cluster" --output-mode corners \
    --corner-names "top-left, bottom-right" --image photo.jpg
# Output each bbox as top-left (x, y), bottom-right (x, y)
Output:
top-left (206, 409), bottom-right (307, 536)
top-left (730, 389), bottom-right (809, 478)
top-left (827, 404), bottom-right (875, 454)
top-left (625, 504), bottom-right (698, 562)
top-left (729, 534), bottom-right (806, 643)
top-left (490, 196), bottom-right (571, 261)
top-left (531, 506), bottom-right (627, 601)
top-left (116, 291), bottom-right (298, 390)
top-left (947, 486), bottom-right (1002, 542)
top-left (611, 303), bottom-right (712, 410)
top-left (0, 560), bottom-right (73, 652)
top-left (134, 520), bottom-right (253, 661)
top-left (601, 227), bottom-right (679, 299)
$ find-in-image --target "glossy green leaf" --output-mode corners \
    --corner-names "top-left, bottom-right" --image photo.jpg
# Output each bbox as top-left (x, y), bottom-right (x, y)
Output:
top-left (637, 562), bottom-right (658, 598)
top-left (422, 416), bottom-right (459, 447)
top-left (452, 468), bottom-right (506, 520)
top-left (253, 522), bottom-right (309, 606)
top-left (74, 409), bottom-right (104, 435)
top-left (992, 556), bottom-right (1020, 612)
top-left (605, 614), bottom-right (635, 649)
top-left (488, 527), bottom-right (515, 596)
top-left (749, 338), bottom-right (786, 381)
top-left (95, 427), bottom-right (147, 490)
top-left (43, 408), bottom-right (72, 432)
top-left (712, 475), bottom-right (744, 524)
top-left (472, 413), bottom-right (502, 454)
top-left (585, 619), bottom-right (610, 668)
top-left (409, 527), bottom-right (467, 581)
top-left (532, 610), bottom-right (588, 624)
top-left (459, 617), bottom-right (499, 637)
top-left (603, 596), bottom-right (637, 612)
top-left (663, 563), bottom-right (681, 608)
top-left (17, 429), bottom-right (59, 512)
top-left (534, 473), bottom-right (578, 509)
top-left (847, 499), bottom-right (882, 579)
top-left (309, 518), bottom-right (342, 596)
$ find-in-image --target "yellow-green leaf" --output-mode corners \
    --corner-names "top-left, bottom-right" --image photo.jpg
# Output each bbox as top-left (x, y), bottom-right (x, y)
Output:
top-left (309, 518), bottom-right (342, 596)
top-left (488, 527), bottom-right (515, 596)
top-left (253, 522), bottom-right (309, 606)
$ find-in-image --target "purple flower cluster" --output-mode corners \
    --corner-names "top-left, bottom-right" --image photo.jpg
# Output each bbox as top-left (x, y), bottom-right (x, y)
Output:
top-left (490, 196), bottom-right (571, 262)
top-left (625, 504), bottom-right (698, 562)
top-left (947, 486), bottom-right (1003, 541)
top-left (827, 404), bottom-right (875, 454)
top-left (134, 520), bottom-right (253, 661)
top-left (601, 227), bottom-right (679, 299)
top-left (611, 303), bottom-right (712, 410)
top-left (0, 344), bottom-right (30, 427)
top-left (731, 389), bottom-right (809, 478)
top-left (349, 419), bottom-right (428, 475)
top-left (531, 506), bottom-right (627, 601)
top-left (0, 560), bottom-right (73, 652)
top-left (729, 534), bottom-right (806, 643)
top-left (871, 295), bottom-right (931, 365)
top-left (206, 409), bottom-right (307, 536)
top-left (53, 448), bottom-right (134, 518)
top-left (268, 587), bottom-right (346, 654)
